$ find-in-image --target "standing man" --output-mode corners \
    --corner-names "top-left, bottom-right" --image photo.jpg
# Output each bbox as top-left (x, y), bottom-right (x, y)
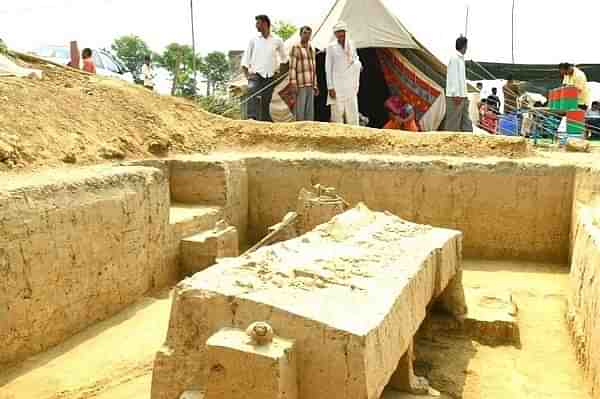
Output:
top-left (487, 87), bottom-right (501, 114)
top-left (241, 14), bottom-right (288, 121)
top-left (141, 55), bottom-right (155, 91)
top-left (289, 26), bottom-right (319, 121)
top-left (560, 63), bottom-right (590, 110)
top-left (503, 75), bottom-right (521, 113)
top-left (325, 21), bottom-right (362, 126)
top-left (444, 36), bottom-right (472, 132)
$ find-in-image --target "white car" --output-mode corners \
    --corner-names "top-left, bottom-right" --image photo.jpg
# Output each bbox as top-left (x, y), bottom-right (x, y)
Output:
top-left (33, 46), bottom-right (134, 83)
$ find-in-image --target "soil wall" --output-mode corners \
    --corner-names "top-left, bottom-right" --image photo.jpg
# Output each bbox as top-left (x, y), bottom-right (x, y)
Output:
top-left (569, 167), bottom-right (600, 399)
top-left (247, 156), bottom-right (574, 262)
top-left (0, 166), bottom-right (170, 365)
top-left (169, 157), bottom-right (248, 245)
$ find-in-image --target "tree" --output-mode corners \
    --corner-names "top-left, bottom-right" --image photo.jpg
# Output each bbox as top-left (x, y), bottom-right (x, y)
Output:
top-left (273, 21), bottom-right (298, 41)
top-left (199, 51), bottom-right (230, 96)
top-left (111, 35), bottom-right (151, 81)
top-left (159, 43), bottom-right (202, 96)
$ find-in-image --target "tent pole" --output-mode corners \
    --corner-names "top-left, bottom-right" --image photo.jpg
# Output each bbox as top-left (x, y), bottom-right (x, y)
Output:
top-left (511, 0), bottom-right (516, 63)
top-left (190, 0), bottom-right (197, 86)
top-left (465, 5), bottom-right (469, 37)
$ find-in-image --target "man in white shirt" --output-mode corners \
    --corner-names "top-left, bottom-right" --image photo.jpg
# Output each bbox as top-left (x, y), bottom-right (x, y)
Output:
top-left (444, 36), bottom-right (473, 132)
top-left (241, 14), bottom-right (288, 121)
top-left (141, 55), bottom-right (155, 91)
top-left (325, 21), bottom-right (362, 126)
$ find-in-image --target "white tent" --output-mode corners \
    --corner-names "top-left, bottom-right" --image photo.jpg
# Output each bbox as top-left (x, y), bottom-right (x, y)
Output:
top-left (308, 0), bottom-right (420, 51)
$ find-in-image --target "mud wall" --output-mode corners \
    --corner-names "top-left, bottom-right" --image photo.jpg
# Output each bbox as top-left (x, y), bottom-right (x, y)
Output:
top-left (0, 166), bottom-right (170, 365)
top-left (247, 156), bottom-right (574, 262)
top-left (170, 157), bottom-right (248, 245)
top-left (569, 167), bottom-right (600, 399)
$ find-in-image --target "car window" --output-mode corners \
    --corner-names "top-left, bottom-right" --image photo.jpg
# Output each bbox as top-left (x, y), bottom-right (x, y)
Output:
top-left (92, 52), bottom-right (104, 69)
top-left (112, 57), bottom-right (128, 73)
top-left (100, 53), bottom-right (120, 73)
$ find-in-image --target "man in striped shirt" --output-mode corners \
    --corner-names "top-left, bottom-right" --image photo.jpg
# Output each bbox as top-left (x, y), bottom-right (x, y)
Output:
top-left (289, 26), bottom-right (319, 121)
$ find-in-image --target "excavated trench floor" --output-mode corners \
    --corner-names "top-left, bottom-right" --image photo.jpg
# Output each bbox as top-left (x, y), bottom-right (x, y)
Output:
top-left (0, 260), bottom-right (588, 399)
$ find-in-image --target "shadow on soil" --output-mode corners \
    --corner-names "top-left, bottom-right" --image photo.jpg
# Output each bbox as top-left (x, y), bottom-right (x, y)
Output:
top-left (414, 334), bottom-right (478, 399)
top-left (0, 289), bottom-right (171, 387)
top-left (463, 258), bottom-right (569, 275)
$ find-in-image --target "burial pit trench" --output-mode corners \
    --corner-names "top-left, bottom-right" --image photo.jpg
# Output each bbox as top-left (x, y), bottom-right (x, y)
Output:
top-left (0, 153), bottom-right (599, 399)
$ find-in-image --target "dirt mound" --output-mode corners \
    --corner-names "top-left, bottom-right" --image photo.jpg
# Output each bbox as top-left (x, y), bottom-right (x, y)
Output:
top-left (0, 56), bottom-right (530, 172)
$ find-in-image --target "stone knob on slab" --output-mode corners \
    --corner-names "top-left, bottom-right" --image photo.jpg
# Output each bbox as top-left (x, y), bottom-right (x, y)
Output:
top-left (246, 322), bottom-right (274, 345)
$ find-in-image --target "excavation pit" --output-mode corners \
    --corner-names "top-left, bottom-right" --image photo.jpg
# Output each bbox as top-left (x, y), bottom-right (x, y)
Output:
top-left (152, 204), bottom-right (465, 399)
top-left (1, 152), bottom-right (599, 399)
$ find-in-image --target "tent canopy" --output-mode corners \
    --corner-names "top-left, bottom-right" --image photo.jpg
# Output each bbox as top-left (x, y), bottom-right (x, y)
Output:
top-left (466, 61), bottom-right (600, 96)
top-left (466, 61), bottom-right (600, 82)
top-left (309, 0), bottom-right (420, 51)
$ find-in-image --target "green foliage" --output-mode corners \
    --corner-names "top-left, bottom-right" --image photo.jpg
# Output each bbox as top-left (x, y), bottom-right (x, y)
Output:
top-left (150, 51), bottom-right (162, 65)
top-left (197, 95), bottom-right (240, 119)
top-left (0, 38), bottom-right (7, 55)
top-left (111, 35), bottom-right (151, 80)
top-left (273, 21), bottom-right (298, 41)
top-left (159, 43), bottom-right (203, 96)
top-left (199, 51), bottom-right (230, 95)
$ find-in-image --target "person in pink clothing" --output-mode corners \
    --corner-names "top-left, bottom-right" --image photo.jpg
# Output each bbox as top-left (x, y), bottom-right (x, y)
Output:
top-left (81, 48), bottom-right (96, 74)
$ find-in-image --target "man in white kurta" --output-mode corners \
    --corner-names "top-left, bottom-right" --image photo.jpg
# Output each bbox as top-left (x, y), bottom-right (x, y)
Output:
top-left (325, 21), bottom-right (362, 126)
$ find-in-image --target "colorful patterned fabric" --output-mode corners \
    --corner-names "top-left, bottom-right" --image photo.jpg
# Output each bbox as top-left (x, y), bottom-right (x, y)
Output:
top-left (377, 48), bottom-right (442, 121)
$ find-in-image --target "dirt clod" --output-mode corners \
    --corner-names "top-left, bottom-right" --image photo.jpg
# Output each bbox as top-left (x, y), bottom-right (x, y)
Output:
top-left (148, 140), bottom-right (170, 156)
top-left (98, 146), bottom-right (126, 160)
top-left (0, 141), bottom-right (14, 162)
top-left (566, 138), bottom-right (591, 153)
top-left (62, 152), bottom-right (77, 164)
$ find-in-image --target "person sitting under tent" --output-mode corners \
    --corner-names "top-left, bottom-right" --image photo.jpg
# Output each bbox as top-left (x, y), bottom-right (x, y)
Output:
top-left (559, 63), bottom-right (590, 111)
top-left (382, 96), bottom-right (419, 132)
top-left (326, 21), bottom-right (362, 126)
top-left (478, 98), bottom-right (498, 134)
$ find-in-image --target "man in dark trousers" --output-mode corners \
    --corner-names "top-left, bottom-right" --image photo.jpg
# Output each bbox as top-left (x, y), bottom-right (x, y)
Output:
top-left (241, 15), bottom-right (288, 121)
top-left (487, 87), bottom-right (501, 114)
top-left (289, 26), bottom-right (319, 121)
top-left (443, 36), bottom-right (472, 132)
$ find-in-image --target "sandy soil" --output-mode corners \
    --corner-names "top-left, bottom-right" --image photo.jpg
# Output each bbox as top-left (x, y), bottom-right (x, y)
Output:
top-left (0, 260), bottom-right (588, 399)
top-left (415, 259), bottom-right (589, 399)
top-left (0, 55), bottom-right (533, 174)
top-left (0, 290), bottom-right (171, 399)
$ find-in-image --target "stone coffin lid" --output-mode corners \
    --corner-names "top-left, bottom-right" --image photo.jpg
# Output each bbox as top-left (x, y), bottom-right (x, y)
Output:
top-left (181, 203), bottom-right (461, 336)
